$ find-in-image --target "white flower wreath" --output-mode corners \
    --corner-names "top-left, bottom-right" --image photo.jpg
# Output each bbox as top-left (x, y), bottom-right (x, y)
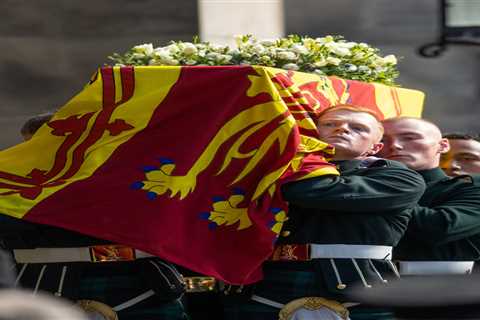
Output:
top-left (109, 35), bottom-right (399, 86)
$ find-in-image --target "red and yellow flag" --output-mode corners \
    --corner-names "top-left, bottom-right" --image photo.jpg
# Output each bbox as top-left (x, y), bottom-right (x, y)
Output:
top-left (0, 66), bottom-right (423, 284)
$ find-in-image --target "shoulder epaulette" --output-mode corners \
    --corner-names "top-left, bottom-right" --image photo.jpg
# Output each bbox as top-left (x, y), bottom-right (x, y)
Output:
top-left (450, 174), bottom-right (475, 184)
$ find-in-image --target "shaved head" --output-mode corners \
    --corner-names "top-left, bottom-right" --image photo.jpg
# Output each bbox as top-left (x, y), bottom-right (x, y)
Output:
top-left (383, 117), bottom-right (442, 140)
top-left (379, 117), bottom-right (450, 170)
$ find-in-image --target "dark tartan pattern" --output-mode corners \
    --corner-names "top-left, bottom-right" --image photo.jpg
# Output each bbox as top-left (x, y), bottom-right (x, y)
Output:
top-left (224, 265), bottom-right (395, 320)
top-left (18, 261), bottom-right (188, 320)
top-left (78, 262), bottom-right (188, 320)
top-left (78, 275), bottom-right (188, 320)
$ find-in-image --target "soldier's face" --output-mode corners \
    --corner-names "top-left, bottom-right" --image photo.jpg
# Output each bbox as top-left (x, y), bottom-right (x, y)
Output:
top-left (317, 109), bottom-right (383, 160)
top-left (440, 139), bottom-right (480, 176)
top-left (379, 119), bottom-right (449, 170)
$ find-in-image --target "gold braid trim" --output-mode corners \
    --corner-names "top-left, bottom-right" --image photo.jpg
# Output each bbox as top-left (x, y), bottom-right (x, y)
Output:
top-left (77, 300), bottom-right (119, 320)
top-left (278, 297), bottom-right (349, 320)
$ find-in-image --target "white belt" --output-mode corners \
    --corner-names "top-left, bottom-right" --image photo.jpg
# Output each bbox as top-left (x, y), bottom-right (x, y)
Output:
top-left (310, 244), bottom-right (392, 260)
top-left (13, 246), bottom-right (153, 264)
top-left (399, 261), bottom-right (474, 275)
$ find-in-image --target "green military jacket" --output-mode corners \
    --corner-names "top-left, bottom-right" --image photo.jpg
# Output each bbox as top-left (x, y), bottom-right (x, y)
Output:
top-left (394, 168), bottom-right (480, 261)
top-left (280, 158), bottom-right (426, 247)
top-left (273, 158), bottom-right (426, 294)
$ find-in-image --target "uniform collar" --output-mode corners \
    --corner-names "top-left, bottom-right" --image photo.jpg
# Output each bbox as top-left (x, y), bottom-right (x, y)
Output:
top-left (332, 159), bottom-right (362, 171)
top-left (417, 167), bottom-right (447, 183)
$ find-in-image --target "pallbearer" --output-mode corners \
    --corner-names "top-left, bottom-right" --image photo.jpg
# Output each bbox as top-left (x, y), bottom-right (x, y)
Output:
top-left (223, 106), bottom-right (426, 320)
top-left (380, 118), bottom-right (480, 282)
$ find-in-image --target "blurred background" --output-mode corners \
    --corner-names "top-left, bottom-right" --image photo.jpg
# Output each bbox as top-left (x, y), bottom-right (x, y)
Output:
top-left (0, 0), bottom-right (479, 149)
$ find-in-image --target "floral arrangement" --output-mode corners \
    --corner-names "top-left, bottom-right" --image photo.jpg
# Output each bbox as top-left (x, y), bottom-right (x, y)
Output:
top-left (108, 35), bottom-right (399, 85)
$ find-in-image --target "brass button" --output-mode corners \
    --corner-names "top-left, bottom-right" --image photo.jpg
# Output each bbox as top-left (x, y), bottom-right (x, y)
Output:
top-left (281, 230), bottom-right (291, 237)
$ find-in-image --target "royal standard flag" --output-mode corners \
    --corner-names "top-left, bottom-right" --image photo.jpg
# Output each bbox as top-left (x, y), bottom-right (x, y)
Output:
top-left (0, 66), bottom-right (424, 284)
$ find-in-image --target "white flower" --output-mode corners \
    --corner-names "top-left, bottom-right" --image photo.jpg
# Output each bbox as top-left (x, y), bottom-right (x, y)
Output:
top-left (182, 43), bottom-right (197, 56)
top-left (291, 44), bottom-right (308, 55)
top-left (132, 53), bottom-right (146, 59)
top-left (331, 45), bottom-right (351, 57)
top-left (206, 52), bottom-right (222, 60)
top-left (234, 34), bottom-right (244, 46)
top-left (358, 65), bottom-right (371, 74)
top-left (133, 43), bottom-right (154, 55)
top-left (338, 42), bottom-right (357, 49)
top-left (221, 54), bottom-right (233, 63)
top-left (164, 58), bottom-right (179, 66)
top-left (110, 34), bottom-right (400, 85)
top-left (302, 38), bottom-right (316, 49)
top-left (372, 57), bottom-right (384, 67)
top-left (315, 36), bottom-right (334, 44)
top-left (211, 44), bottom-right (228, 52)
top-left (252, 44), bottom-right (266, 54)
top-left (153, 50), bottom-right (172, 61)
top-left (314, 60), bottom-right (328, 67)
top-left (148, 59), bottom-right (163, 66)
top-left (277, 51), bottom-right (297, 60)
top-left (240, 51), bottom-right (252, 59)
top-left (383, 54), bottom-right (397, 65)
top-left (353, 52), bottom-right (365, 60)
top-left (344, 64), bottom-right (358, 72)
top-left (164, 44), bottom-right (181, 54)
top-left (282, 63), bottom-right (299, 71)
top-left (259, 39), bottom-right (276, 46)
top-left (259, 55), bottom-right (272, 64)
top-left (326, 57), bottom-right (342, 66)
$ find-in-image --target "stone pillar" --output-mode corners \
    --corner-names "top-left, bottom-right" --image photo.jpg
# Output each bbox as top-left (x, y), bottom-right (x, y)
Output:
top-left (198, 0), bottom-right (284, 46)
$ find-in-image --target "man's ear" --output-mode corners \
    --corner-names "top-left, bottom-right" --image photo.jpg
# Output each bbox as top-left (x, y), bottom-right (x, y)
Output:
top-left (439, 138), bottom-right (450, 154)
top-left (367, 142), bottom-right (384, 156)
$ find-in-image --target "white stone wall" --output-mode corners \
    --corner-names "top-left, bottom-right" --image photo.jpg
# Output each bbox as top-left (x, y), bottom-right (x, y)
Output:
top-left (198, 0), bottom-right (284, 45)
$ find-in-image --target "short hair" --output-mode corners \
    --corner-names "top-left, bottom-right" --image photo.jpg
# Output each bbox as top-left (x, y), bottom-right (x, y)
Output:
top-left (20, 112), bottom-right (54, 136)
top-left (382, 116), bottom-right (437, 126)
top-left (382, 116), bottom-right (444, 132)
top-left (318, 105), bottom-right (382, 121)
top-left (443, 132), bottom-right (480, 142)
top-left (317, 105), bottom-right (384, 136)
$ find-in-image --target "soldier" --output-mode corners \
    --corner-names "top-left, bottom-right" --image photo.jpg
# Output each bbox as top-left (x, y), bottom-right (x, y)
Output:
top-left (0, 114), bottom-right (190, 320)
top-left (440, 133), bottom-right (480, 176)
top-left (223, 106), bottom-right (426, 320)
top-left (378, 118), bottom-right (480, 279)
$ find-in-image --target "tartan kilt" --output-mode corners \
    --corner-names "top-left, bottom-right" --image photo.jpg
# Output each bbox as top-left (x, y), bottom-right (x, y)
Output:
top-left (17, 261), bottom-right (188, 320)
top-left (223, 261), bottom-right (395, 320)
top-left (223, 264), bottom-right (322, 320)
